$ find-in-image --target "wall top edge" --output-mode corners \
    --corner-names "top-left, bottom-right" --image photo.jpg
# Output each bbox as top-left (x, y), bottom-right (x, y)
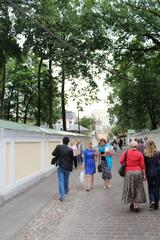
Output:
top-left (0, 120), bottom-right (86, 137)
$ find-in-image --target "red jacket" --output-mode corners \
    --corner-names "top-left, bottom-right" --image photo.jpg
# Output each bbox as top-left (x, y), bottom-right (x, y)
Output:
top-left (120, 149), bottom-right (145, 172)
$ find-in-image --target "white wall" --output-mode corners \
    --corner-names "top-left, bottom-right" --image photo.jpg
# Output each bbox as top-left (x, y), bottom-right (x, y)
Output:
top-left (0, 128), bottom-right (89, 204)
top-left (133, 129), bottom-right (160, 150)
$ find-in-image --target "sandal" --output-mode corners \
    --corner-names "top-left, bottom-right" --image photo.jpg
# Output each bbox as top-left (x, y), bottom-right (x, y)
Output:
top-left (86, 188), bottom-right (90, 192)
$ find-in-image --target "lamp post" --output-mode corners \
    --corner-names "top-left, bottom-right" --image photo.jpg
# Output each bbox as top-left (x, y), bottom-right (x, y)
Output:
top-left (77, 102), bottom-right (83, 134)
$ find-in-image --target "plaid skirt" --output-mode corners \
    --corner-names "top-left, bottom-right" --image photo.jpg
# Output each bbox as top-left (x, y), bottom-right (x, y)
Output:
top-left (122, 171), bottom-right (146, 204)
top-left (101, 160), bottom-right (112, 180)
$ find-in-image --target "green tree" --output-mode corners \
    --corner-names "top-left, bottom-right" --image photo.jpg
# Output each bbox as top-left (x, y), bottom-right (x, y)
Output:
top-left (0, 3), bottom-right (21, 118)
top-left (102, 0), bottom-right (160, 130)
top-left (79, 116), bottom-right (95, 130)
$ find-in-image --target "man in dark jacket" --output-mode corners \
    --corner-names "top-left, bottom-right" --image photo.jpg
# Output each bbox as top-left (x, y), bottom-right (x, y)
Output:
top-left (52, 137), bottom-right (74, 201)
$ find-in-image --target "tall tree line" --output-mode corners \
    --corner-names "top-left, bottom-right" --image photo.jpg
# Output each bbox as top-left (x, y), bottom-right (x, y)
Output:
top-left (0, 0), bottom-right (103, 128)
top-left (101, 0), bottom-right (160, 131)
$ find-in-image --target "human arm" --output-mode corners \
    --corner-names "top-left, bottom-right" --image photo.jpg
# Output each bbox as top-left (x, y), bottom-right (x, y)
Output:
top-left (52, 145), bottom-right (59, 157)
top-left (83, 149), bottom-right (87, 164)
top-left (139, 153), bottom-right (146, 180)
top-left (119, 151), bottom-right (126, 164)
top-left (94, 150), bottom-right (98, 161)
top-left (71, 149), bottom-right (74, 167)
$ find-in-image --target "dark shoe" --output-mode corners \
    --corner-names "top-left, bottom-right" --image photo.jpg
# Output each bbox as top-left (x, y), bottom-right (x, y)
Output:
top-left (86, 188), bottom-right (90, 192)
top-left (154, 203), bottom-right (159, 210)
top-left (58, 198), bottom-right (64, 202)
top-left (134, 208), bottom-right (140, 213)
top-left (130, 203), bottom-right (134, 211)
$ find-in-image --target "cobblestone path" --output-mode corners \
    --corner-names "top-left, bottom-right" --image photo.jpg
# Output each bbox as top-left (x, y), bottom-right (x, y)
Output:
top-left (14, 151), bottom-right (160, 240)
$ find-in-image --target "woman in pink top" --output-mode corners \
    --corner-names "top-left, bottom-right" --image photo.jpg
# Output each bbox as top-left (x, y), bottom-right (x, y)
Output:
top-left (70, 142), bottom-right (78, 169)
top-left (119, 141), bottom-right (146, 212)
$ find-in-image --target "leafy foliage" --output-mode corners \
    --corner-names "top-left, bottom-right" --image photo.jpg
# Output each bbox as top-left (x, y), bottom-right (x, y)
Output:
top-left (103, 0), bottom-right (160, 130)
top-left (79, 116), bottom-right (95, 130)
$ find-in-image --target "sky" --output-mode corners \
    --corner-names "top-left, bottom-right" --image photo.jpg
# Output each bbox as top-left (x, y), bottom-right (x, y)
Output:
top-left (66, 73), bottom-right (112, 117)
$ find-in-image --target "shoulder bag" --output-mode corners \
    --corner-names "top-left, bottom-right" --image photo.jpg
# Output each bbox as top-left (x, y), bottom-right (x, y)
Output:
top-left (97, 155), bottom-right (102, 173)
top-left (118, 150), bottom-right (128, 177)
top-left (51, 145), bottom-right (60, 165)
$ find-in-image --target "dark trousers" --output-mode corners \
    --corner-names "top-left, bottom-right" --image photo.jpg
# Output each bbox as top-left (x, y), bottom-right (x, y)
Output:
top-left (147, 176), bottom-right (160, 204)
top-left (77, 154), bottom-right (83, 164)
top-left (73, 156), bottom-right (77, 168)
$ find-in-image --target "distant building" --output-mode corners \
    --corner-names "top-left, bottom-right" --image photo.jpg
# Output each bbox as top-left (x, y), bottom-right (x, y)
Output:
top-left (54, 111), bottom-right (90, 134)
top-left (56, 111), bottom-right (77, 128)
top-left (92, 109), bottom-right (110, 139)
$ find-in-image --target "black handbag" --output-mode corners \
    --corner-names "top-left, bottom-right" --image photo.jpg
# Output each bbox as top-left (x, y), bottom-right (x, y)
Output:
top-left (51, 157), bottom-right (57, 165)
top-left (97, 155), bottom-right (102, 173)
top-left (98, 163), bottom-right (102, 173)
top-left (118, 150), bottom-right (128, 177)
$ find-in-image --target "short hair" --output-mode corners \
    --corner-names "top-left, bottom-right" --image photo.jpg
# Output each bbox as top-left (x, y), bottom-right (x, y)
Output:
top-left (129, 140), bottom-right (138, 148)
top-left (99, 138), bottom-right (107, 144)
top-left (63, 137), bottom-right (70, 145)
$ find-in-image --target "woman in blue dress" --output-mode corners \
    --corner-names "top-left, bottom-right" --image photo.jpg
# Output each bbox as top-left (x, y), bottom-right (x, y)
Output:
top-left (84, 142), bottom-right (97, 191)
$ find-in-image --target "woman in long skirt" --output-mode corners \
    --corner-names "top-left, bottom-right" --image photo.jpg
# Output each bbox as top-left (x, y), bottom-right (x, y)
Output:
top-left (119, 141), bottom-right (146, 212)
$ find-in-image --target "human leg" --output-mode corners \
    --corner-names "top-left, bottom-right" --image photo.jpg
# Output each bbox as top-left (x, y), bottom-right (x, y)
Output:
top-left (86, 174), bottom-right (91, 191)
top-left (154, 177), bottom-right (160, 209)
top-left (64, 170), bottom-right (70, 195)
top-left (57, 167), bottom-right (65, 201)
top-left (91, 175), bottom-right (94, 189)
top-left (147, 177), bottom-right (155, 204)
top-left (73, 156), bottom-right (78, 168)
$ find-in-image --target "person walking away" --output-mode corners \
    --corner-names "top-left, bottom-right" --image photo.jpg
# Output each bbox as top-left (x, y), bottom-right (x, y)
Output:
top-left (77, 140), bottom-right (83, 164)
top-left (137, 139), bottom-right (144, 154)
top-left (118, 138), bottom-right (123, 150)
top-left (119, 140), bottom-right (146, 212)
top-left (144, 140), bottom-right (160, 209)
top-left (105, 141), bottom-right (113, 189)
top-left (52, 137), bottom-right (74, 202)
top-left (70, 141), bottom-right (78, 169)
top-left (144, 136), bottom-right (148, 149)
top-left (83, 142), bottom-right (97, 191)
top-left (113, 139), bottom-right (118, 152)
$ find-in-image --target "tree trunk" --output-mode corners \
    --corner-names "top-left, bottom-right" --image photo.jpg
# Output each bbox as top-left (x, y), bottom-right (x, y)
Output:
top-left (148, 100), bottom-right (157, 129)
top-left (48, 58), bottom-right (53, 128)
top-left (37, 57), bottom-right (43, 126)
top-left (24, 113), bottom-right (27, 124)
top-left (7, 87), bottom-right (14, 120)
top-left (7, 100), bottom-right (11, 120)
top-left (61, 66), bottom-right (66, 131)
top-left (0, 53), bottom-right (6, 119)
top-left (16, 92), bottom-right (19, 122)
top-left (24, 96), bottom-right (31, 124)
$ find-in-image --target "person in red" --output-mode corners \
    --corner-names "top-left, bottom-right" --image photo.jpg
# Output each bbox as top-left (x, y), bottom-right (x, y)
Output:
top-left (119, 141), bottom-right (146, 212)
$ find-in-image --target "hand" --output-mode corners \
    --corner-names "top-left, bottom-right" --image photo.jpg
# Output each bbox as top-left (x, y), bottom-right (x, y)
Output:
top-left (143, 175), bottom-right (146, 181)
top-left (80, 163), bottom-right (84, 170)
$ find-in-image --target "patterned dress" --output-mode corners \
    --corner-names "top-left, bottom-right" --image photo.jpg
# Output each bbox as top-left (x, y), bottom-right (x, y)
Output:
top-left (99, 145), bottom-right (112, 180)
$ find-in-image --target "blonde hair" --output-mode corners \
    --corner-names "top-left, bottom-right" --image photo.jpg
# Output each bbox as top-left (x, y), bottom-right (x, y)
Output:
top-left (144, 140), bottom-right (157, 157)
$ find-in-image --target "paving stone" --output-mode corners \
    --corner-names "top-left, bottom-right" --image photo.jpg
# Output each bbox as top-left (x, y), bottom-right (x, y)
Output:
top-left (13, 151), bottom-right (160, 240)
